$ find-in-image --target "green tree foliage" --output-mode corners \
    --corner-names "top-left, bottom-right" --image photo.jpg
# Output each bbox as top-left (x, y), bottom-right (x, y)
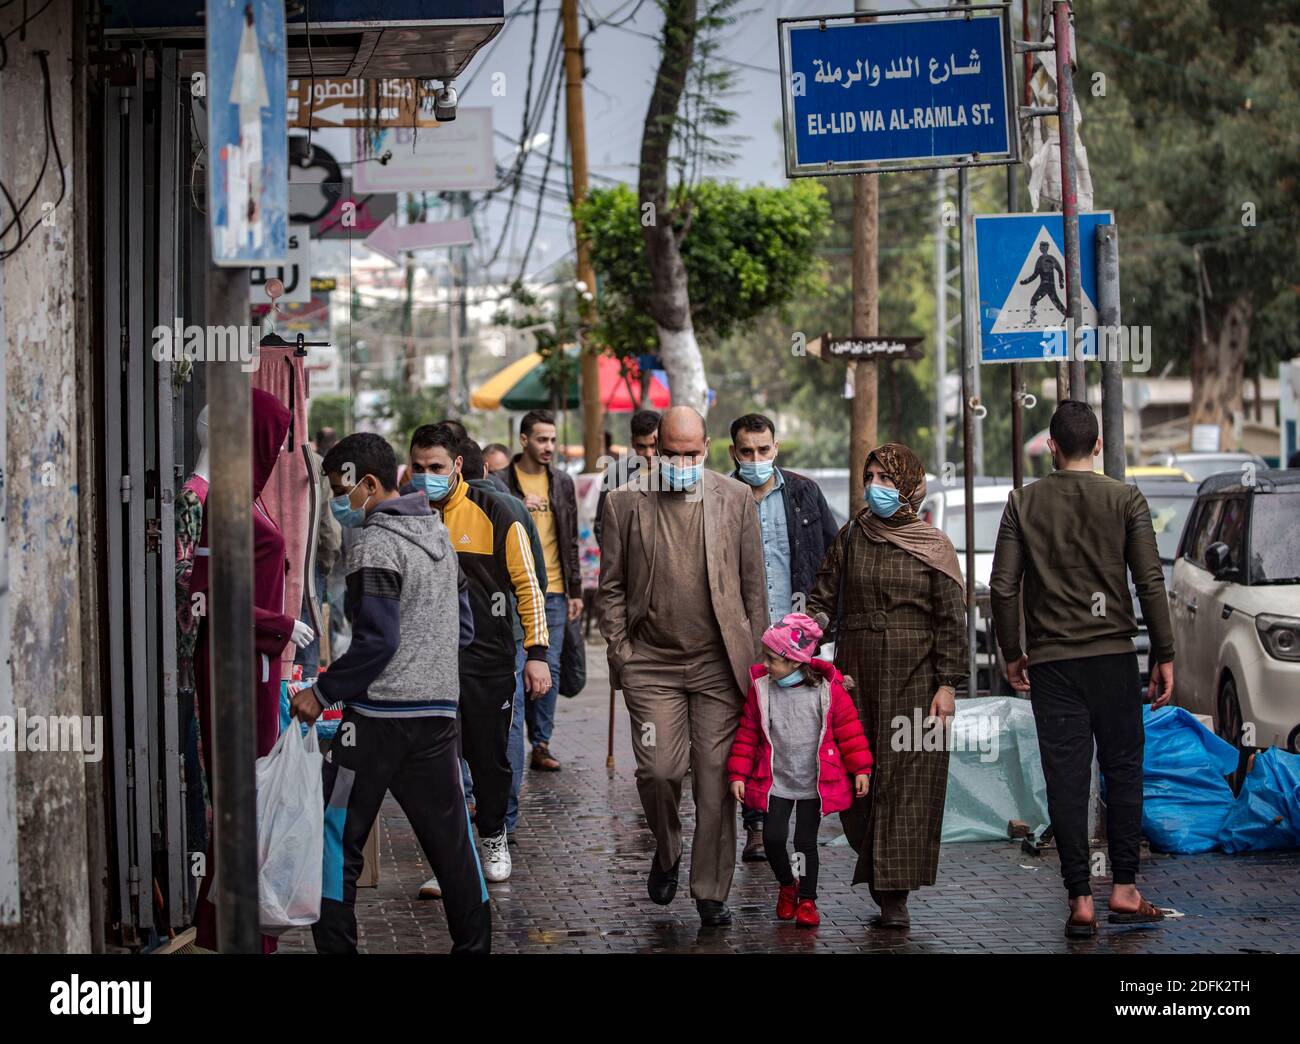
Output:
top-left (308, 393), bottom-right (352, 442)
top-left (1077, 1), bottom-right (1300, 437)
top-left (576, 179), bottom-right (832, 361)
top-left (373, 378), bottom-right (449, 456)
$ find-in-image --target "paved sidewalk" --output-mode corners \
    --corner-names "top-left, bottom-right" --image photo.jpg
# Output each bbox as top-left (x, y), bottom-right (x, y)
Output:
top-left (280, 641), bottom-right (1300, 955)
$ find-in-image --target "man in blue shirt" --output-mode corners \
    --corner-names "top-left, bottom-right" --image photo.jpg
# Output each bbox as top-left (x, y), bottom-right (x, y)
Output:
top-left (728, 413), bottom-right (840, 860)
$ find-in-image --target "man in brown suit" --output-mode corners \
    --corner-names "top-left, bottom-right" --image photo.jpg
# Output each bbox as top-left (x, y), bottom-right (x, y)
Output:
top-left (598, 406), bottom-right (768, 926)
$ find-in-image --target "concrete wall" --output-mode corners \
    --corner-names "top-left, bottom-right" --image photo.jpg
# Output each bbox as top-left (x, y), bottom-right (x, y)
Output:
top-left (0, 0), bottom-right (92, 954)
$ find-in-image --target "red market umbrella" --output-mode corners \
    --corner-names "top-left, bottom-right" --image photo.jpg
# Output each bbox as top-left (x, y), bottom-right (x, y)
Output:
top-left (600, 354), bottom-right (670, 413)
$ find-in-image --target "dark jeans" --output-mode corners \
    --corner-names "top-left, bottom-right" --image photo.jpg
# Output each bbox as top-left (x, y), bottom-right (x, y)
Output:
top-left (764, 796), bottom-right (821, 900)
top-left (313, 712), bottom-right (490, 954)
top-left (459, 671), bottom-right (516, 839)
top-left (1030, 652), bottom-right (1144, 899)
top-left (742, 806), bottom-right (765, 832)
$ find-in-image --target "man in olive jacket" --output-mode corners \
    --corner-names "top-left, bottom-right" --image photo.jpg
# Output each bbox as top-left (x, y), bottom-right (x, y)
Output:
top-left (990, 401), bottom-right (1175, 937)
top-left (599, 407), bottom-right (768, 928)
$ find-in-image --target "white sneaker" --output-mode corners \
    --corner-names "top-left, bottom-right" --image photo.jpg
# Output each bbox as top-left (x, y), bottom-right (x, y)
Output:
top-left (418, 875), bottom-right (442, 899)
top-left (481, 829), bottom-right (512, 883)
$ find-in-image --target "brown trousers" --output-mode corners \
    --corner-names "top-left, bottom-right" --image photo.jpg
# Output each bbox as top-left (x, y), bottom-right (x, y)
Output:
top-left (620, 647), bottom-right (743, 903)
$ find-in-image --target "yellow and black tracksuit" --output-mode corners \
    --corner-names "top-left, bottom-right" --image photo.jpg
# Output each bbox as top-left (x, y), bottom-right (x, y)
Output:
top-left (435, 475), bottom-right (549, 838)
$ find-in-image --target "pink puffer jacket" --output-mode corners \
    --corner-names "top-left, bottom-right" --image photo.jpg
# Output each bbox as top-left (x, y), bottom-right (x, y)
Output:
top-left (726, 658), bottom-right (873, 815)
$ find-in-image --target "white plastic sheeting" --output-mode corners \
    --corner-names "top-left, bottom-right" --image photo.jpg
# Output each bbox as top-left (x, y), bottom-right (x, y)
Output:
top-left (941, 697), bottom-right (1050, 843)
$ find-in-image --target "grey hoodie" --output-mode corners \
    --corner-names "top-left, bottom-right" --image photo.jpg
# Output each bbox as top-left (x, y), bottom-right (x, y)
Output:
top-left (317, 492), bottom-right (466, 717)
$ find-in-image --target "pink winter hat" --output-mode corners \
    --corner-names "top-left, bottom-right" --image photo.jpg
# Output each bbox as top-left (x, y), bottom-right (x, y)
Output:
top-left (761, 612), bottom-right (824, 665)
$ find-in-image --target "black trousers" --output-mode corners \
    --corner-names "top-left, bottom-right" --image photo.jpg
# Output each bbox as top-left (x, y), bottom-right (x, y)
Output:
top-left (459, 671), bottom-right (516, 839)
top-left (764, 796), bottom-right (822, 900)
top-left (1030, 652), bottom-right (1144, 898)
top-left (313, 712), bottom-right (490, 955)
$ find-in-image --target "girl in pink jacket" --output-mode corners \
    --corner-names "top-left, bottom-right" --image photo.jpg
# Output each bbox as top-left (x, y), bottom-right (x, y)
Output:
top-left (727, 613), bottom-right (872, 928)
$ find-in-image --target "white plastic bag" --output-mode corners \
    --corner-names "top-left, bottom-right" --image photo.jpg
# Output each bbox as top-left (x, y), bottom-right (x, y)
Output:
top-left (256, 721), bottom-right (324, 935)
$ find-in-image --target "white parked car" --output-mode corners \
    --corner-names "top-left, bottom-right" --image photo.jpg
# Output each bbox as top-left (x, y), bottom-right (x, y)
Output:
top-left (1168, 470), bottom-right (1300, 760)
top-left (919, 478), bottom-right (1025, 594)
top-left (1149, 451), bottom-right (1267, 485)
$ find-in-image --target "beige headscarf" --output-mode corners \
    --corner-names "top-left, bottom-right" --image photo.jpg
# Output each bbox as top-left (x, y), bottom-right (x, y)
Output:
top-left (856, 443), bottom-right (964, 594)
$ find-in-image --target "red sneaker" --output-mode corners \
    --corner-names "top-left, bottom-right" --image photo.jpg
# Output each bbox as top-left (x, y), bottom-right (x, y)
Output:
top-left (795, 899), bottom-right (820, 928)
top-left (776, 881), bottom-right (799, 921)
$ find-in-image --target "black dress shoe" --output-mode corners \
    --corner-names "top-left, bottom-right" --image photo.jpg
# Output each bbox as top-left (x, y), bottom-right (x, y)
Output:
top-left (696, 899), bottom-right (733, 927)
top-left (648, 853), bottom-right (680, 905)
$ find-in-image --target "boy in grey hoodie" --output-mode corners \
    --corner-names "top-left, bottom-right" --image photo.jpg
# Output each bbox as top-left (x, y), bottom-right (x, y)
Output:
top-left (292, 433), bottom-right (488, 954)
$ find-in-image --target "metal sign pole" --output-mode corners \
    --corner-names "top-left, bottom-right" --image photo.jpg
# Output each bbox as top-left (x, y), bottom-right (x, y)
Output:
top-left (959, 166), bottom-right (979, 697)
top-left (1097, 225), bottom-right (1125, 479)
top-left (1053, 0), bottom-right (1085, 401)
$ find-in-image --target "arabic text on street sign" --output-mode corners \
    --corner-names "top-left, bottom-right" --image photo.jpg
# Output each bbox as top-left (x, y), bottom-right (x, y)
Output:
top-left (974, 211), bottom-right (1114, 364)
top-left (779, 8), bottom-right (1016, 177)
top-left (825, 336), bottom-right (924, 361)
top-left (287, 78), bottom-right (442, 129)
top-left (206, 0), bottom-right (288, 265)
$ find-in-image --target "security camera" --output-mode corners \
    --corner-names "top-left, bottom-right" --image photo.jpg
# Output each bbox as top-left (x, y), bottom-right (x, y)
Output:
top-left (434, 83), bottom-right (458, 123)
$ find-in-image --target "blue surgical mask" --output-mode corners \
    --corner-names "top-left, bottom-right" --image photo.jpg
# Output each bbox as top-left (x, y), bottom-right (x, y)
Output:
top-left (865, 483), bottom-right (902, 518)
top-left (413, 471), bottom-right (453, 501)
top-left (736, 459), bottom-right (775, 486)
top-left (660, 459), bottom-right (702, 491)
top-left (775, 668), bottom-right (806, 689)
top-left (330, 484), bottom-right (372, 528)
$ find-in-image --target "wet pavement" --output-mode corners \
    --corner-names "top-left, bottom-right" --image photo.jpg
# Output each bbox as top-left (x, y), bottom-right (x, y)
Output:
top-left (279, 640), bottom-right (1300, 955)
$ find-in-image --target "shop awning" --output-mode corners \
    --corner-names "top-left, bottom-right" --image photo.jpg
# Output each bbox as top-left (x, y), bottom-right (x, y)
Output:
top-left (470, 349), bottom-right (670, 413)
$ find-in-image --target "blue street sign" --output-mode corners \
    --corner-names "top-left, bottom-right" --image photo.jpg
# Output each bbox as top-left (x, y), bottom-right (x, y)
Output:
top-left (974, 211), bottom-right (1115, 363)
top-left (206, 0), bottom-right (288, 266)
top-left (779, 8), bottom-right (1016, 176)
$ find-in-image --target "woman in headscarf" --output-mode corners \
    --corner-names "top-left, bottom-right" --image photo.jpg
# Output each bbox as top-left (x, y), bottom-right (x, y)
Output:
top-left (807, 443), bottom-right (967, 929)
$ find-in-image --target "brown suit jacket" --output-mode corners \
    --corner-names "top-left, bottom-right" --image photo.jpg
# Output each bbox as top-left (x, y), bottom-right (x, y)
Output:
top-left (598, 468), bottom-right (769, 697)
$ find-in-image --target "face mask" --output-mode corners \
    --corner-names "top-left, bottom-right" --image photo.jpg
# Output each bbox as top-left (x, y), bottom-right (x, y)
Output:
top-left (736, 459), bottom-right (775, 486)
top-left (331, 482), bottom-right (372, 528)
top-left (775, 668), bottom-right (806, 688)
top-left (413, 471), bottom-right (453, 501)
top-left (661, 459), bottom-right (702, 491)
top-left (865, 483), bottom-right (902, 518)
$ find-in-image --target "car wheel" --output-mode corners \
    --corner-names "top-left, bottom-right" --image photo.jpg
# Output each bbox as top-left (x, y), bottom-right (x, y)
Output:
top-left (1216, 675), bottom-right (1250, 793)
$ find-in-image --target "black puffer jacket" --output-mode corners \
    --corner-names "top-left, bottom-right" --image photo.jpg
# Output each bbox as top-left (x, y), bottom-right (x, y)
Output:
top-left (732, 466), bottom-right (839, 605)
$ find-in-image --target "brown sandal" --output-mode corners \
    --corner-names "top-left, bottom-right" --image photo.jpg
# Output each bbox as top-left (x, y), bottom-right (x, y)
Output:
top-left (1065, 914), bottom-right (1098, 938)
top-left (1108, 897), bottom-right (1165, 924)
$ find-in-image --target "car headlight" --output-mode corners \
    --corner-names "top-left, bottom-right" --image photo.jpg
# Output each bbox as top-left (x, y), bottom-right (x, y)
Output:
top-left (1255, 614), bottom-right (1300, 662)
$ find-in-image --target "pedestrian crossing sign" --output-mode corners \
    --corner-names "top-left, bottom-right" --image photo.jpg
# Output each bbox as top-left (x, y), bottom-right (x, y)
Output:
top-left (973, 211), bottom-right (1113, 363)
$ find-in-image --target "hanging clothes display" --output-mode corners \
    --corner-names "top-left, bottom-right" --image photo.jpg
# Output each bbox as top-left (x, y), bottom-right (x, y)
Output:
top-left (251, 340), bottom-right (314, 684)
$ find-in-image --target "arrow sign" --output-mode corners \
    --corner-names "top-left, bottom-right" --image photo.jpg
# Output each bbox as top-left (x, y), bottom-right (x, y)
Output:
top-left (363, 216), bottom-right (474, 263)
top-left (824, 335), bottom-right (924, 361)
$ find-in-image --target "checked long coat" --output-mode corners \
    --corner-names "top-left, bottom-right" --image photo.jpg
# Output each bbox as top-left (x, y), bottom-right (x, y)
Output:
top-left (808, 520), bottom-right (967, 891)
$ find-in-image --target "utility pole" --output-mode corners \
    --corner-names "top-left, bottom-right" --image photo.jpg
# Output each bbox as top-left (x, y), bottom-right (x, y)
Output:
top-left (562, 0), bottom-right (604, 471)
top-left (849, 0), bottom-right (880, 508)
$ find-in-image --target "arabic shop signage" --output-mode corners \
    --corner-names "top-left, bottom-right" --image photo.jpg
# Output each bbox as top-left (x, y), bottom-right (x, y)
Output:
top-left (778, 5), bottom-right (1018, 177)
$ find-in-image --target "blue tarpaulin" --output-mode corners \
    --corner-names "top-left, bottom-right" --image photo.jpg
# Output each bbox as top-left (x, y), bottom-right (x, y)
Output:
top-left (1140, 706), bottom-right (1239, 854)
top-left (1219, 748), bottom-right (1300, 853)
